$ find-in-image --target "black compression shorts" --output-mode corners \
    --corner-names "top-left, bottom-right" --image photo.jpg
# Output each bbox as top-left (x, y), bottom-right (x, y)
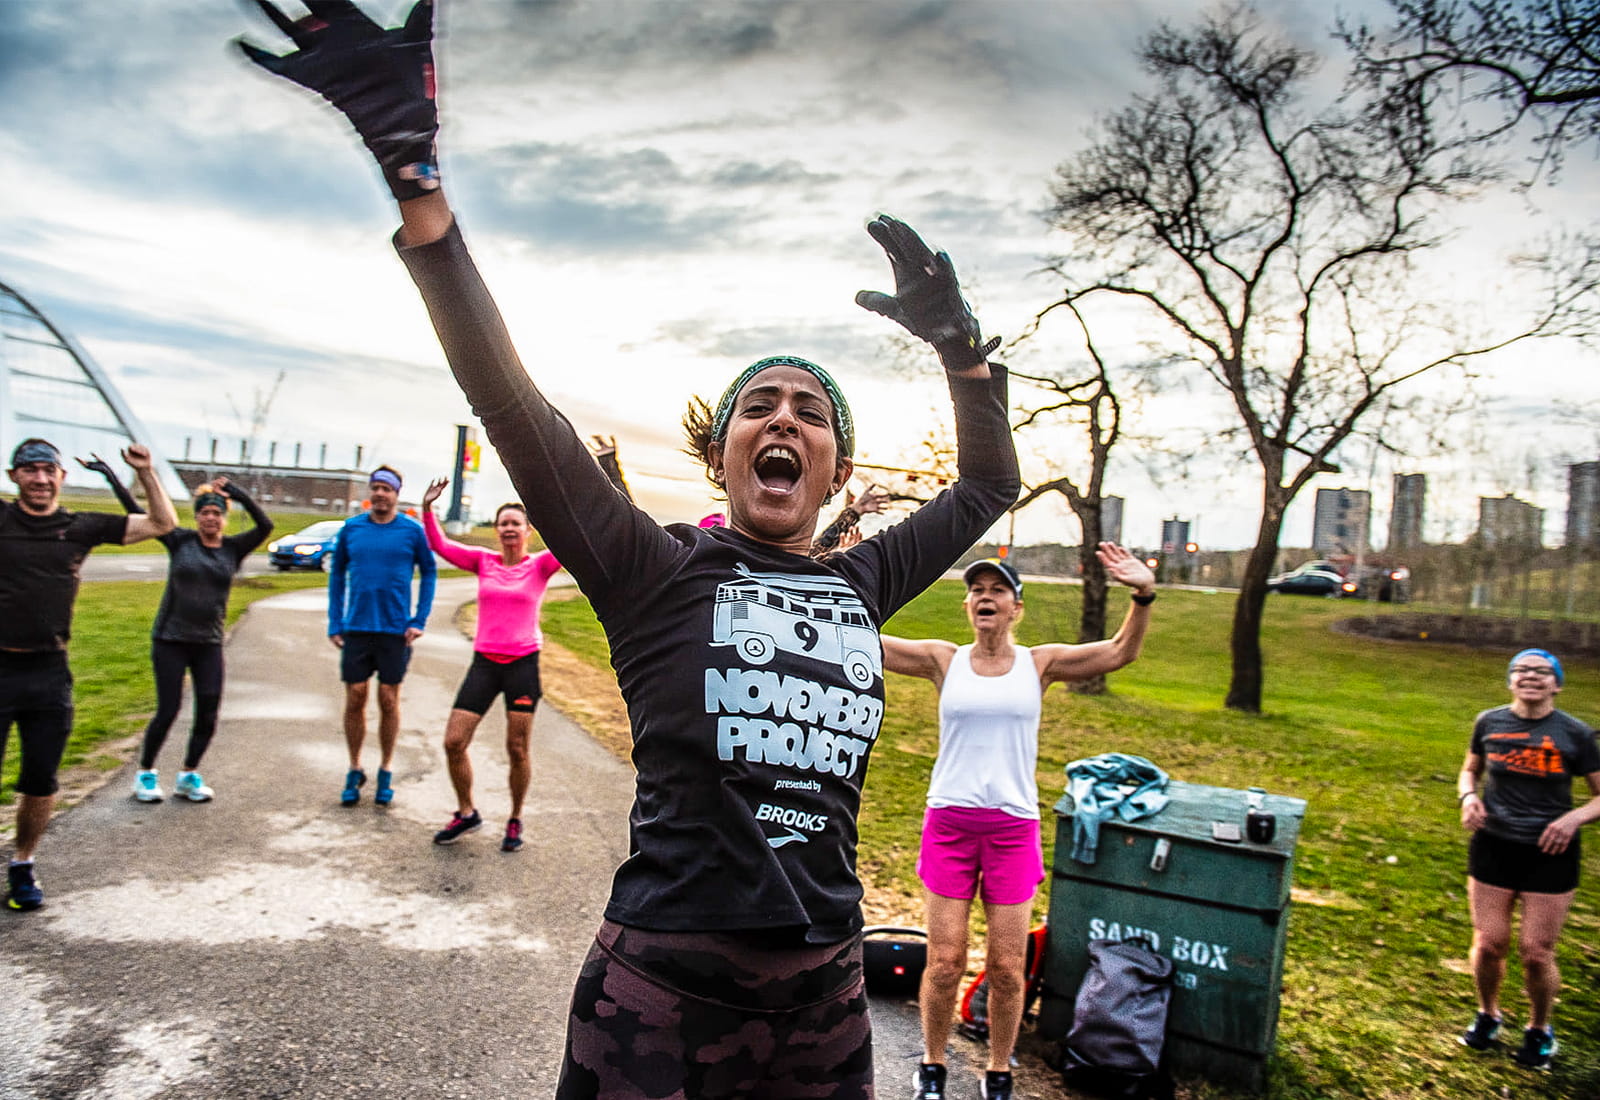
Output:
top-left (0, 650), bottom-right (74, 797)
top-left (452, 651), bottom-right (542, 716)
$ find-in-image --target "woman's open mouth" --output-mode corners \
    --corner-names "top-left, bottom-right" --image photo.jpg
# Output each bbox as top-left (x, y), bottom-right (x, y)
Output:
top-left (754, 445), bottom-right (802, 494)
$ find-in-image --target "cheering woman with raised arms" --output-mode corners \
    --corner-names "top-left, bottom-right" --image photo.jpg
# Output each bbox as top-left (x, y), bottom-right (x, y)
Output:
top-left (237, 3), bottom-right (1019, 1095)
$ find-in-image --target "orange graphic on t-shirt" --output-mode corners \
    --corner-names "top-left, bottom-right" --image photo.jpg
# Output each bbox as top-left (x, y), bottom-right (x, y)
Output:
top-left (1486, 732), bottom-right (1566, 778)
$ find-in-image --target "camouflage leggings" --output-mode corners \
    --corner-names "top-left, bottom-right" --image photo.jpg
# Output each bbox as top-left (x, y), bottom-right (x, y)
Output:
top-left (556, 920), bottom-right (875, 1099)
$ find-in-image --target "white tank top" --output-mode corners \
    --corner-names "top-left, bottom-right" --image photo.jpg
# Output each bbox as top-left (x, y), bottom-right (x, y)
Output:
top-left (927, 643), bottom-right (1043, 820)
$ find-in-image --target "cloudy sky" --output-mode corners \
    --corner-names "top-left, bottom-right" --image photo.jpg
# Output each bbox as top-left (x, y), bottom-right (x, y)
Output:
top-left (4, 0), bottom-right (1597, 551)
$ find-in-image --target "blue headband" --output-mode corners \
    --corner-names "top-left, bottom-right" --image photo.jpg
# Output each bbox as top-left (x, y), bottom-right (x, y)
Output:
top-left (10, 440), bottom-right (62, 469)
top-left (369, 469), bottom-right (402, 492)
top-left (1510, 648), bottom-right (1564, 685)
top-left (710, 356), bottom-right (855, 457)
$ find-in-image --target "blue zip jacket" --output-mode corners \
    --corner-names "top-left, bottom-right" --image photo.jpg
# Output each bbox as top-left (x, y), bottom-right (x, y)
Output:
top-left (327, 513), bottom-right (436, 637)
top-left (1064, 753), bottom-right (1170, 864)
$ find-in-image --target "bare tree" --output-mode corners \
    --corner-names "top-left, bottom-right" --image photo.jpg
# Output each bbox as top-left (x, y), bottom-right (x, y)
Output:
top-left (1046, 5), bottom-right (1600, 712)
top-left (1344, 0), bottom-right (1600, 182)
top-left (1006, 299), bottom-right (1133, 694)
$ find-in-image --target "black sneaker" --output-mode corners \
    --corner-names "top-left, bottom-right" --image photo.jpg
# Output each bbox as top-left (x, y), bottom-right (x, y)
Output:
top-left (1512, 1026), bottom-right (1558, 1071)
top-left (501, 818), bottom-right (524, 852)
top-left (981, 1071), bottom-right (1013, 1100)
top-left (433, 809), bottom-right (483, 845)
top-left (912, 1063), bottom-right (946, 1100)
top-left (1459, 1011), bottom-right (1501, 1051)
top-left (6, 861), bottom-right (43, 911)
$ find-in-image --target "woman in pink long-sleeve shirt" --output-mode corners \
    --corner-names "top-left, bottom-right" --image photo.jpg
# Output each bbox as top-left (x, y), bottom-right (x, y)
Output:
top-left (421, 477), bottom-right (562, 853)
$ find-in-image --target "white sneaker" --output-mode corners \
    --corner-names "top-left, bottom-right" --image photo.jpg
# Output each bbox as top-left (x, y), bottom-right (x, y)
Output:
top-left (173, 771), bottom-right (214, 802)
top-left (133, 770), bottom-right (164, 803)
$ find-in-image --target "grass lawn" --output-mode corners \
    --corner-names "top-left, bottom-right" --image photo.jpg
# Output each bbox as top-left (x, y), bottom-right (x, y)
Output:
top-left (0, 573), bottom-right (330, 807)
top-left (541, 582), bottom-right (1600, 1099)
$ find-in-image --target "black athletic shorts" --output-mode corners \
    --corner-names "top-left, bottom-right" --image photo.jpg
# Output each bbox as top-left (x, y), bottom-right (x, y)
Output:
top-left (340, 631), bottom-right (412, 685)
top-left (0, 650), bottom-right (74, 797)
top-left (452, 651), bottom-right (542, 716)
top-left (1470, 828), bottom-right (1581, 894)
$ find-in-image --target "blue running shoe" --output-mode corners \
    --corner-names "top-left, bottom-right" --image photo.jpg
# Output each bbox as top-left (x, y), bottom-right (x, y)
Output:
top-left (1512, 1026), bottom-right (1557, 1071)
top-left (132, 769), bottom-right (164, 803)
top-left (341, 768), bottom-right (366, 806)
top-left (6, 862), bottom-right (43, 911)
top-left (174, 771), bottom-right (214, 802)
top-left (374, 769), bottom-right (394, 807)
top-left (1459, 1011), bottom-right (1500, 1051)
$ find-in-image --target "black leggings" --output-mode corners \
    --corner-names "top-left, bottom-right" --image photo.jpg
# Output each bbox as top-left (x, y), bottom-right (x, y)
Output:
top-left (140, 640), bottom-right (225, 771)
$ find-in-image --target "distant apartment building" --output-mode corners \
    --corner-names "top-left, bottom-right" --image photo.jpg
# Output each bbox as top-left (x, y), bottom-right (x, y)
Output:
top-left (1478, 493), bottom-right (1545, 550)
top-left (1160, 517), bottom-right (1190, 555)
top-left (1100, 495), bottom-right (1124, 546)
top-left (1312, 487), bottom-right (1371, 555)
top-left (1566, 461), bottom-right (1600, 550)
top-left (1388, 474), bottom-right (1426, 551)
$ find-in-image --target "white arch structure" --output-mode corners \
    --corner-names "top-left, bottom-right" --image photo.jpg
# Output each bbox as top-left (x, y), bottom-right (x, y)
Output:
top-left (0, 278), bottom-right (184, 496)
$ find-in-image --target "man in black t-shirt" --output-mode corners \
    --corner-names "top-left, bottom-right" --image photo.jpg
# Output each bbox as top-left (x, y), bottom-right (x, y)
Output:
top-left (1, 438), bottom-right (176, 911)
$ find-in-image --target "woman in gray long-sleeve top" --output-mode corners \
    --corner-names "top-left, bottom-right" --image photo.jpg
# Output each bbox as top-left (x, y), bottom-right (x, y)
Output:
top-left (236, 3), bottom-right (1018, 1095)
top-left (134, 477), bottom-right (273, 804)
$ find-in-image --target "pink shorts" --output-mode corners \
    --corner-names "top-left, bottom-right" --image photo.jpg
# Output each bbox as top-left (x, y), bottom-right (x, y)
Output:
top-left (917, 806), bottom-right (1045, 906)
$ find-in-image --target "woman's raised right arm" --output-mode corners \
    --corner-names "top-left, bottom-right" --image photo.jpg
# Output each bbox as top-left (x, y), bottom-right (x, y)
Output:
top-left (237, 1), bottom-right (670, 605)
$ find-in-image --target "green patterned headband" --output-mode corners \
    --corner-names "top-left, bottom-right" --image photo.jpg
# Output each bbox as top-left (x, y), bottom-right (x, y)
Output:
top-left (711, 356), bottom-right (855, 458)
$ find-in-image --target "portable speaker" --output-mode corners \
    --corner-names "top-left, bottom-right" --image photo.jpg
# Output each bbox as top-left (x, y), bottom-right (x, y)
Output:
top-left (861, 925), bottom-right (928, 996)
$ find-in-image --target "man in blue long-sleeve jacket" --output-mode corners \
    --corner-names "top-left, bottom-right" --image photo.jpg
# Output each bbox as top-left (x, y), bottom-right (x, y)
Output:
top-left (327, 466), bottom-right (436, 808)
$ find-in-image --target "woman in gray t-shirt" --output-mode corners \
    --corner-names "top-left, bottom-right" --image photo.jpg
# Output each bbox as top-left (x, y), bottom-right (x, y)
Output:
top-left (1455, 647), bottom-right (1600, 1070)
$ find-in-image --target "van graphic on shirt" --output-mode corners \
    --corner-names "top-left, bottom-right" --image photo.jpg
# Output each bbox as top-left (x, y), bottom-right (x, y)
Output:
top-left (711, 563), bottom-right (881, 689)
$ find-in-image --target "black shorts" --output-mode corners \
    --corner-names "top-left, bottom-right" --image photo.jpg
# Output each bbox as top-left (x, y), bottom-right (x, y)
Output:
top-left (0, 650), bottom-right (74, 797)
top-left (452, 652), bottom-right (542, 716)
top-left (1470, 829), bottom-right (1581, 894)
top-left (340, 632), bottom-right (412, 685)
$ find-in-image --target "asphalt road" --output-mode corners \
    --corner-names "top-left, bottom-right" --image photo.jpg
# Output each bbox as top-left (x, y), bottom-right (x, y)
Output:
top-left (80, 553), bottom-right (279, 582)
top-left (0, 579), bottom-right (990, 1099)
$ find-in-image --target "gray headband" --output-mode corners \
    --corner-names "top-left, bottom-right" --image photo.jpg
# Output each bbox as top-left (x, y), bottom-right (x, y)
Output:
top-left (710, 356), bottom-right (855, 457)
top-left (10, 440), bottom-right (62, 469)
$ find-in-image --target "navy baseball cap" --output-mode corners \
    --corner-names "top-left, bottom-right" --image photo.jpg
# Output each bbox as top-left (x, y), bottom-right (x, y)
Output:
top-left (963, 557), bottom-right (1022, 597)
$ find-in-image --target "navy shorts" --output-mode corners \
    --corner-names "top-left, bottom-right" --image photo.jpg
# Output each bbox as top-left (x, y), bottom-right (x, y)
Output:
top-left (340, 632), bottom-right (412, 685)
top-left (1470, 829), bottom-right (1581, 895)
top-left (0, 650), bottom-right (74, 797)
top-left (452, 652), bottom-right (542, 716)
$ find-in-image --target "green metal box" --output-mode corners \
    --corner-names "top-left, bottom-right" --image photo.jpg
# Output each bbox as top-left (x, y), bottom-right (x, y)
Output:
top-left (1037, 779), bottom-right (1306, 1091)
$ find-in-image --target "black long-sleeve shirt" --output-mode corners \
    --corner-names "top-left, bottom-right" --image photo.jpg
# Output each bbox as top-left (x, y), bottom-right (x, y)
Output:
top-left (399, 221), bottom-right (1019, 941)
top-left (151, 489), bottom-right (273, 644)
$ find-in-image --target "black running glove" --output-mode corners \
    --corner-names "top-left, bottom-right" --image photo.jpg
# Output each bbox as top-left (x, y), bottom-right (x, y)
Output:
top-left (237, 0), bottom-right (439, 202)
top-left (855, 215), bottom-right (998, 372)
top-left (76, 454), bottom-right (144, 515)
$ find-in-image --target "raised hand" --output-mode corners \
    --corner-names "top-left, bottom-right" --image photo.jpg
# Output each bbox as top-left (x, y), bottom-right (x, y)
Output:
top-left (75, 453), bottom-right (113, 477)
top-left (1097, 542), bottom-right (1156, 594)
top-left (214, 475), bottom-right (234, 497)
top-left (852, 485), bottom-right (891, 516)
top-left (122, 444), bottom-right (153, 470)
top-left (856, 214), bottom-right (997, 372)
top-left (237, 0), bottom-right (439, 202)
top-left (422, 476), bottom-right (449, 509)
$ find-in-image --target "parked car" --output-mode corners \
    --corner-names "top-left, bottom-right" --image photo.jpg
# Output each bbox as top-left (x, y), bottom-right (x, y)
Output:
top-left (1266, 564), bottom-right (1359, 597)
top-left (267, 520), bottom-right (345, 572)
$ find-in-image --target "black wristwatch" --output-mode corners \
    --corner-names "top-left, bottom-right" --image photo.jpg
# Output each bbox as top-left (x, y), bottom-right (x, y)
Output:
top-left (1131, 591), bottom-right (1157, 606)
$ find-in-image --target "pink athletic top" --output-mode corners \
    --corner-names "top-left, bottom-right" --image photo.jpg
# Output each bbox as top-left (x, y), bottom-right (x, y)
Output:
top-left (424, 511), bottom-right (562, 658)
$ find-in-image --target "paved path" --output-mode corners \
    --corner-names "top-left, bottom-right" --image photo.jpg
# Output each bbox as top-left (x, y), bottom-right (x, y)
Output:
top-left (80, 553), bottom-right (277, 582)
top-left (0, 580), bottom-right (981, 1098)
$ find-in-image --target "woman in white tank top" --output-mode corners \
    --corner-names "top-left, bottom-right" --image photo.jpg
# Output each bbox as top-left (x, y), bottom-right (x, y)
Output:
top-left (882, 545), bottom-right (1156, 1100)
